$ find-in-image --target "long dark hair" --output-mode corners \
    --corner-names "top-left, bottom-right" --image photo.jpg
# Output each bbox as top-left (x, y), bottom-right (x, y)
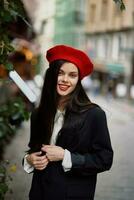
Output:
top-left (36, 60), bottom-right (95, 144)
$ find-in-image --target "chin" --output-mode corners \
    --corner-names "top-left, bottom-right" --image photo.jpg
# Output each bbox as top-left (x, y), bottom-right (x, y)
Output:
top-left (58, 91), bottom-right (69, 96)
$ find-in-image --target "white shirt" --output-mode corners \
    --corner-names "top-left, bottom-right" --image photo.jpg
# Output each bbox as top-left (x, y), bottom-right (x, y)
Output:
top-left (23, 110), bottom-right (72, 173)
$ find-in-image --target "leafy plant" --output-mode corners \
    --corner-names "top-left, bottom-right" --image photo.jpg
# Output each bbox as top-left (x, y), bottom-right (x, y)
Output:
top-left (0, 0), bottom-right (33, 70)
top-left (0, 0), bottom-right (31, 139)
top-left (0, 161), bottom-right (9, 200)
top-left (0, 95), bottom-right (30, 158)
top-left (0, 97), bottom-right (29, 139)
top-left (0, 1), bottom-right (32, 198)
top-left (0, 0), bottom-right (26, 70)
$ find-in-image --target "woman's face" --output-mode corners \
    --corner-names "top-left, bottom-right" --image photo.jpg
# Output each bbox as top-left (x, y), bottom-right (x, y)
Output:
top-left (57, 62), bottom-right (79, 97)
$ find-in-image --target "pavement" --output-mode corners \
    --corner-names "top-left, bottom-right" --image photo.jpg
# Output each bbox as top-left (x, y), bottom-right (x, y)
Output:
top-left (4, 121), bottom-right (32, 200)
top-left (92, 95), bottom-right (134, 200)
top-left (3, 95), bottom-right (134, 200)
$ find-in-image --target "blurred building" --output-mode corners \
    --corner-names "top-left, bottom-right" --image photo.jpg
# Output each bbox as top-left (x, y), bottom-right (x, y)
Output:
top-left (22, 0), bottom-right (56, 56)
top-left (21, 0), bottom-right (56, 76)
top-left (19, 0), bottom-right (134, 99)
top-left (54, 0), bottom-right (86, 49)
top-left (85, 0), bottom-right (134, 98)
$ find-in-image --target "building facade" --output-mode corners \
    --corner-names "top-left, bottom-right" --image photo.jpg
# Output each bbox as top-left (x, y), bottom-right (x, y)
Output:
top-left (54, 0), bottom-right (86, 49)
top-left (23, 0), bottom-right (56, 73)
top-left (85, 0), bottom-right (134, 98)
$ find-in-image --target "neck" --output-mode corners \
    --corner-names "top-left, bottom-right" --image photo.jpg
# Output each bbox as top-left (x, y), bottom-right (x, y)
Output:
top-left (58, 95), bottom-right (70, 111)
top-left (58, 99), bottom-right (66, 111)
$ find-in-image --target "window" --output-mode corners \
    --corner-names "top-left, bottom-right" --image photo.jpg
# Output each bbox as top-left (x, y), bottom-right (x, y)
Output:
top-left (101, 0), bottom-right (108, 20)
top-left (111, 35), bottom-right (119, 61)
top-left (90, 4), bottom-right (96, 23)
top-left (74, 10), bottom-right (84, 24)
top-left (74, 0), bottom-right (85, 24)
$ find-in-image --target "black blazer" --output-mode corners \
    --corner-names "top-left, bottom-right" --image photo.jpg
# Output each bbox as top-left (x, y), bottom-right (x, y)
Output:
top-left (28, 106), bottom-right (113, 200)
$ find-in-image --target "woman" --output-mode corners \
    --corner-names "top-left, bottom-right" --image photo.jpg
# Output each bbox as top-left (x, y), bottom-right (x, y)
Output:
top-left (24, 45), bottom-right (113, 200)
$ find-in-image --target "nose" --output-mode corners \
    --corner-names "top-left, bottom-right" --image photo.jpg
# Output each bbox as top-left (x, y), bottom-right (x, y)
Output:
top-left (62, 74), bottom-right (69, 82)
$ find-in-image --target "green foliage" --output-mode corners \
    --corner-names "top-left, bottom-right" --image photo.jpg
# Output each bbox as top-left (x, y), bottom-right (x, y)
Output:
top-left (0, 97), bottom-right (29, 139)
top-left (0, 0), bottom-right (26, 70)
top-left (0, 0), bottom-right (30, 149)
top-left (0, 1), bottom-right (31, 198)
top-left (0, 161), bottom-right (9, 200)
top-left (0, 94), bottom-right (30, 199)
top-left (0, 0), bottom-right (30, 140)
top-left (113, 0), bottom-right (125, 10)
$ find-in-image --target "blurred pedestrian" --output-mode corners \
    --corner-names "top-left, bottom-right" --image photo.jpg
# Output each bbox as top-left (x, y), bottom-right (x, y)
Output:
top-left (106, 79), bottom-right (114, 101)
top-left (92, 79), bottom-right (101, 96)
top-left (23, 45), bottom-right (113, 200)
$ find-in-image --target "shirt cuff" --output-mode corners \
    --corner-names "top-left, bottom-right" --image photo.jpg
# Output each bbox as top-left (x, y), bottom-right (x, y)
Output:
top-left (62, 149), bottom-right (72, 172)
top-left (23, 154), bottom-right (34, 173)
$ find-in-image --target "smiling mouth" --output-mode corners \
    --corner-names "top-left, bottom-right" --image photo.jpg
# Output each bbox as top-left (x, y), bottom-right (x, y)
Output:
top-left (58, 84), bottom-right (70, 91)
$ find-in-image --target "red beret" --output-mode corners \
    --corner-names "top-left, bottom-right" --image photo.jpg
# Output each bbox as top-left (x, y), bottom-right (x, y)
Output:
top-left (46, 45), bottom-right (93, 79)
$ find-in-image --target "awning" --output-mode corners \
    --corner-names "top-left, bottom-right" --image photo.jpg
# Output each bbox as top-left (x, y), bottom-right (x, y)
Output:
top-left (106, 63), bottom-right (124, 74)
top-left (94, 61), bottom-right (124, 75)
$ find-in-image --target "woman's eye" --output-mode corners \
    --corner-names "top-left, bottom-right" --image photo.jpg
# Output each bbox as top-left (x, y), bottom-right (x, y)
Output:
top-left (70, 74), bottom-right (78, 78)
top-left (58, 71), bottom-right (63, 75)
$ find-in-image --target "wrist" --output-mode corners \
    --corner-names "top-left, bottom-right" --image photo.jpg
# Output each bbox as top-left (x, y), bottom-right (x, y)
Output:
top-left (26, 154), bottom-right (32, 165)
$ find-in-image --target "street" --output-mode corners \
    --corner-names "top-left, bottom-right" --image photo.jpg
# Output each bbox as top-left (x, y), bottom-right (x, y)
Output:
top-left (92, 96), bottom-right (134, 200)
top-left (4, 96), bottom-right (134, 200)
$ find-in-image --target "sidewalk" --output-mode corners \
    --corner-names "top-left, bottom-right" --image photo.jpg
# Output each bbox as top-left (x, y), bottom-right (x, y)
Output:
top-left (90, 95), bottom-right (134, 121)
top-left (4, 121), bottom-right (32, 200)
top-left (92, 95), bottom-right (134, 200)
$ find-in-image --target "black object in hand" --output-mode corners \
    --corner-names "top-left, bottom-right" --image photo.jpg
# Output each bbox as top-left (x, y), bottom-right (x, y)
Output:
top-left (40, 151), bottom-right (46, 156)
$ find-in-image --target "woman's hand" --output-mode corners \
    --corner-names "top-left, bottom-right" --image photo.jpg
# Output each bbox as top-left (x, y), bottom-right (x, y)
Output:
top-left (41, 145), bottom-right (65, 162)
top-left (26, 152), bottom-right (49, 170)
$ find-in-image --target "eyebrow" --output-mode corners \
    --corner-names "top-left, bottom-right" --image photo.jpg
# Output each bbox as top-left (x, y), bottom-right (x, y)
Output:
top-left (70, 72), bottom-right (79, 75)
top-left (59, 69), bottom-right (78, 74)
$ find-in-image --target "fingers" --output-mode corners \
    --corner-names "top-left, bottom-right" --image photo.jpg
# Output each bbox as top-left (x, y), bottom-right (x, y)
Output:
top-left (34, 151), bottom-right (42, 156)
top-left (28, 145), bottom-right (64, 164)
top-left (41, 146), bottom-right (54, 161)
top-left (27, 152), bottom-right (49, 170)
top-left (34, 155), bottom-right (46, 161)
top-left (46, 154), bottom-right (56, 162)
top-left (41, 145), bottom-right (53, 152)
top-left (41, 145), bottom-right (65, 161)
top-left (41, 145), bottom-right (56, 152)
top-left (34, 158), bottom-right (49, 170)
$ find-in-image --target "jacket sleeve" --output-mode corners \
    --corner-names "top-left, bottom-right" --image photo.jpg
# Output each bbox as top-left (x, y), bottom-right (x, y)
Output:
top-left (70, 108), bottom-right (113, 176)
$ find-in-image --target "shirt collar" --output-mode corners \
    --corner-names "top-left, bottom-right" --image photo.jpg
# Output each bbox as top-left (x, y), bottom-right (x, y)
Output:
top-left (54, 109), bottom-right (65, 122)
